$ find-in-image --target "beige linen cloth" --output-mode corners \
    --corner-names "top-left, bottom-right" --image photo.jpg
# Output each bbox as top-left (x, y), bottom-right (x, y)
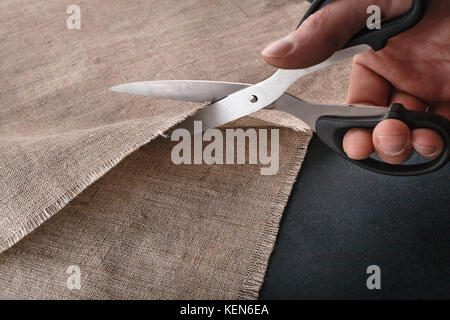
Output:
top-left (0, 0), bottom-right (352, 299)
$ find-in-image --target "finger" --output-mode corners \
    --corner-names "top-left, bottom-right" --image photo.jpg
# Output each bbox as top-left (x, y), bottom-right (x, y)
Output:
top-left (429, 101), bottom-right (450, 120)
top-left (347, 61), bottom-right (392, 107)
top-left (343, 128), bottom-right (374, 160)
top-left (389, 90), bottom-right (444, 159)
top-left (389, 88), bottom-right (427, 111)
top-left (412, 128), bottom-right (444, 159)
top-left (343, 62), bottom-right (391, 159)
top-left (261, 0), bottom-right (413, 69)
top-left (372, 119), bottom-right (413, 164)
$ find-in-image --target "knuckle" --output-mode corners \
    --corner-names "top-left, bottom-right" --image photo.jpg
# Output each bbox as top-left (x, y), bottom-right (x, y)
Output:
top-left (300, 5), bottom-right (347, 51)
top-left (303, 6), bottom-right (331, 30)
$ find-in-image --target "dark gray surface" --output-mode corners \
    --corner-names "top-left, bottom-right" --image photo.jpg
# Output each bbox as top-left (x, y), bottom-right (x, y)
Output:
top-left (260, 135), bottom-right (450, 299)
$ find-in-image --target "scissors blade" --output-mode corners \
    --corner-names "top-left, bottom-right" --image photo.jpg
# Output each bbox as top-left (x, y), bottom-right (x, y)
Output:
top-left (110, 44), bottom-right (371, 133)
top-left (111, 79), bottom-right (387, 131)
top-left (110, 80), bottom-right (248, 102)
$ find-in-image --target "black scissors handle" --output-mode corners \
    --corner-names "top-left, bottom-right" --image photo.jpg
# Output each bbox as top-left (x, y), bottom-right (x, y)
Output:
top-left (297, 0), bottom-right (449, 176)
top-left (298, 0), bottom-right (425, 51)
top-left (316, 104), bottom-right (450, 176)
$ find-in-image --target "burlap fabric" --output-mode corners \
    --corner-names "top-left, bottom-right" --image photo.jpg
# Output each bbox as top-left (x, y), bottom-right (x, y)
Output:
top-left (0, 0), bottom-right (352, 299)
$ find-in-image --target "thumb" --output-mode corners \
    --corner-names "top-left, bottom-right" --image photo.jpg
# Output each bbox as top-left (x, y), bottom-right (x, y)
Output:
top-left (261, 0), bottom-right (413, 69)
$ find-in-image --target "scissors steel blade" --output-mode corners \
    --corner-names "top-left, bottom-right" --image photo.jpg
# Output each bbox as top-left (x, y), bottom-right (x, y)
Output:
top-left (112, 79), bottom-right (387, 131)
top-left (110, 44), bottom-right (371, 133)
top-left (109, 80), bottom-right (247, 103)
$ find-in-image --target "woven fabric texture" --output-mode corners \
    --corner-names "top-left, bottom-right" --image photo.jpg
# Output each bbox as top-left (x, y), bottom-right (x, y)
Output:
top-left (0, 0), bottom-right (352, 299)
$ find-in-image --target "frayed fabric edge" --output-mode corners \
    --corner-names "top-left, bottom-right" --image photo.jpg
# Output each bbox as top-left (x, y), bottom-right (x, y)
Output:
top-left (0, 104), bottom-right (208, 254)
top-left (237, 130), bottom-right (313, 299)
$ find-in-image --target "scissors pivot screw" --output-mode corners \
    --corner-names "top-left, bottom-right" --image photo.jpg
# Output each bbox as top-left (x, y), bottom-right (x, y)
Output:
top-left (249, 95), bottom-right (258, 103)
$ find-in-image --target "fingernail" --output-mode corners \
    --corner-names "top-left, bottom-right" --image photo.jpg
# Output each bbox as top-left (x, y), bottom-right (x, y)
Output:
top-left (377, 135), bottom-right (408, 156)
top-left (412, 142), bottom-right (438, 157)
top-left (261, 36), bottom-right (296, 58)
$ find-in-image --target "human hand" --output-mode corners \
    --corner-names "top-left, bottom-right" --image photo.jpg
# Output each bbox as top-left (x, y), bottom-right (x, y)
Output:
top-left (262, 0), bottom-right (449, 164)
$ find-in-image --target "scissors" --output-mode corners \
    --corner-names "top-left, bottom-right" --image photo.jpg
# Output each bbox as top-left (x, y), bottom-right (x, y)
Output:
top-left (110, 0), bottom-right (449, 176)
